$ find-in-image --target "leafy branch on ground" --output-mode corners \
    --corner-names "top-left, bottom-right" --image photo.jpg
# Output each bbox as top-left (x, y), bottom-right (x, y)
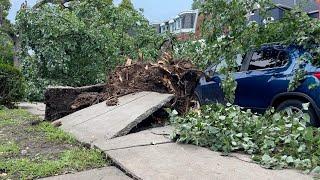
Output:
top-left (170, 104), bottom-right (320, 173)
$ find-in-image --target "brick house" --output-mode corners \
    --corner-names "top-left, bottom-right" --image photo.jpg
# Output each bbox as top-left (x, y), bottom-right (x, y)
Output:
top-left (151, 10), bottom-right (199, 40)
top-left (249, 0), bottom-right (320, 24)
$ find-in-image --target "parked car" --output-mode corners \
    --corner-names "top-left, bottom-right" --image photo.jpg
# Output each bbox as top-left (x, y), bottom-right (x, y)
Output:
top-left (194, 44), bottom-right (320, 126)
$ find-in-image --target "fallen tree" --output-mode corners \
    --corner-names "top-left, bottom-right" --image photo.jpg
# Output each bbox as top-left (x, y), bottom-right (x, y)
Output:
top-left (73, 59), bottom-right (201, 111)
top-left (45, 52), bottom-right (203, 121)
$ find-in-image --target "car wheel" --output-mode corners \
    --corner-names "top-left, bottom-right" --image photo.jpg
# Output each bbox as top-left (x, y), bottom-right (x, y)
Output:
top-left (276, 99), bottom-right (319, 127)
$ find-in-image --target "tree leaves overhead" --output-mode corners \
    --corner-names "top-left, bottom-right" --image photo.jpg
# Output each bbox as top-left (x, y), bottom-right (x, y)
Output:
top-left (0, 0), bottom-right (11, 17)
top-left (119, 0), bottom-right (134, 10)
top-left (16, 0), bottom-right (162, 100)
top-left (14, 0), bottom-right (163, 101)
top-left (192, 0), bottom-right (202, 10)
top-left (0, 0), bottom-right (15, 65)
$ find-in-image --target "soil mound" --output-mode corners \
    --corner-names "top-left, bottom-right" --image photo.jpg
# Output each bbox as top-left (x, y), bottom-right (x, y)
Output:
top-left (71, 58), bottom-right (203, 114)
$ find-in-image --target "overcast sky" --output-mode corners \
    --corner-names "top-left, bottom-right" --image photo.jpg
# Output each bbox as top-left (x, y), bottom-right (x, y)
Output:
top-left (9, 0), bottom-right (193, 22)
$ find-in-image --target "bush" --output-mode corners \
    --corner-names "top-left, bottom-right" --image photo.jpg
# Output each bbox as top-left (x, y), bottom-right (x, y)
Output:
top-left (170, 104), bottom-right (320, 173)
top-left (0, 64), bottom-right (25, 106)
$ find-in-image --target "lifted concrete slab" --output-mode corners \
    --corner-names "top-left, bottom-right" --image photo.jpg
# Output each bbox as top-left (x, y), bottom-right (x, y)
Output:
top-left (106, 143), bottom-right (312, 180)
top-left (95, 126), bottom-right (173, 151)
top-left (59, 92), bottom-right (174, 144)
top-left (40, 167), bottom-right (131, 180)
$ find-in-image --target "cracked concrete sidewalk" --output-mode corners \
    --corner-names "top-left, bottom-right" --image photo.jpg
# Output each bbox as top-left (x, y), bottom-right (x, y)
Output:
top-left (98, 126), bottom-right (312, 180)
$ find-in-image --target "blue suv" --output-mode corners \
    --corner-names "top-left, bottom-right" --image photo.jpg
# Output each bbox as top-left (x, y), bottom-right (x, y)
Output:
top-left (194, 44), bottom-right (320, 126)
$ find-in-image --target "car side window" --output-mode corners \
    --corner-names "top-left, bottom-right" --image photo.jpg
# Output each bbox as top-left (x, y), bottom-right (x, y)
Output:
top-left (248, 48), bottom-right (289, 71)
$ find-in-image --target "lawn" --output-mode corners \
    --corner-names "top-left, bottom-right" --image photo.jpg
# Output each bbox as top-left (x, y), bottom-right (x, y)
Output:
top-left (0, 109), bottom-right (108, 179)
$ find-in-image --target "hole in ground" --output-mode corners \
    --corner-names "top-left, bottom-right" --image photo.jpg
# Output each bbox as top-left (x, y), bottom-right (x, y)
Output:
top-left (129, 108), bottom-right (169, 134)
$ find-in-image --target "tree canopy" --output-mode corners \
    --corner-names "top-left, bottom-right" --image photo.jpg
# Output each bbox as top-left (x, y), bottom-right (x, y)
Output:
top-left (119, 0), bottom-right (134, 10)
top-left (16, 0), bottom-right (162, 100)
top-left (192, 0), bottom-right (202, 10)
top-left (0, 0), bottom-right (15, 65)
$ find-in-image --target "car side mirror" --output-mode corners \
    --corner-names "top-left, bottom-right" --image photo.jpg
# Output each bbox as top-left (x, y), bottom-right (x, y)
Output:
top-left (205, 70), bottom-right (214, 77)
top-left (205, 65), bottom-right (218, 78)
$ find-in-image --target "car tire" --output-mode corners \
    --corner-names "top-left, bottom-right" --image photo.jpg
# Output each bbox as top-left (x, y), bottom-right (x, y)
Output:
top-left (276, 99), bottom-right (319, 127)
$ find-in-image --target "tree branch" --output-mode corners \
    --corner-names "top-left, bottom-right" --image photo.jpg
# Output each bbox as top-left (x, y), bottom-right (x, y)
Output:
top-left (33, 0), bottom-right (75, 9)
top-left (0, 6), bottom-right (3, 27)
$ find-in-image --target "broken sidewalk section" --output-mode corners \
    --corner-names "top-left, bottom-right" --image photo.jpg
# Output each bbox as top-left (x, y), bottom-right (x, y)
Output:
top-left (58, 92), bottom-right (174, 144)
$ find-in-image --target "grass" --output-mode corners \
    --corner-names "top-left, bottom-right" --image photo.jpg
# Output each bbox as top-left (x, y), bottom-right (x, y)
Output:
top-left (0, 142), bottom-right (20, 157)
top-left (28, 122), bottom-right (77, 144)
top-left (0, 148), bottom-right (106, 179)
top-left (0, 109), bottom-right (34, 128)
top-left (0, 109), bottom-right (108, 179)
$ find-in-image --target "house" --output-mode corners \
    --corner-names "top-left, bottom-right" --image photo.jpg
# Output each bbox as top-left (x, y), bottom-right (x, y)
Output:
top-left (249, 0), bottom-right (320, 24)
top-left (151, 10), bottom-right (199, 40)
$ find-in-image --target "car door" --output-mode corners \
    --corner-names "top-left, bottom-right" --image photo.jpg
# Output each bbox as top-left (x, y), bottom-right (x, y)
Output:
top-left (198, 55), bottom-right (244, 105)
top-left (234, 47), bottom-right (292, 110)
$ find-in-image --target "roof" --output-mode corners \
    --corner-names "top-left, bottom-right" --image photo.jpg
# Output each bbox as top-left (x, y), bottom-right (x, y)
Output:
top-left (273, 0), bottom-right (319, 13)
top-left (178, 10), bottom-right (198, 16)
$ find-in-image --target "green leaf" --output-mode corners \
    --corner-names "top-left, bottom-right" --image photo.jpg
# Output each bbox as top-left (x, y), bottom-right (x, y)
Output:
top-left (298, 144), bottom-right (306, 153)
top-left (304, 128), bottom-right (313, 141)
top-left (311, 166), bottom-right (320, 174)
top-left (286, 156), bottom-right (294, 164)
top-left (297, 127), bottom-right (305, 131)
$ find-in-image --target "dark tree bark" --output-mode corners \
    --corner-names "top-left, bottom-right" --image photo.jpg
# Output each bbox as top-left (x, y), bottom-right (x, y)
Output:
top-left (0, 6), bottom-right (3, 26)
top-left (12, 35), bottom-right (20, 66)
top-left (33, 0), bottom-right (75, 9)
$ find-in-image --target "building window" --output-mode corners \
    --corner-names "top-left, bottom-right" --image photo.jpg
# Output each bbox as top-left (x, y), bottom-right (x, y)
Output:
top-left (191, 14), bottom-right (195, 28)
top-left (176, 19), bottom-right (180, 29)
top-left (181, 16), bottom-right (185, 29)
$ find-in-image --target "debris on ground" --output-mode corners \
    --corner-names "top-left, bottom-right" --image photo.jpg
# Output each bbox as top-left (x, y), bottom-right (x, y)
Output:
top-left (45, 84), bottom-right (106, 121)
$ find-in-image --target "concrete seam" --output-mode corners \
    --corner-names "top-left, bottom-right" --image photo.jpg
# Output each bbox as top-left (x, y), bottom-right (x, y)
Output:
top-left (103, 141), bottom-right (173, 152)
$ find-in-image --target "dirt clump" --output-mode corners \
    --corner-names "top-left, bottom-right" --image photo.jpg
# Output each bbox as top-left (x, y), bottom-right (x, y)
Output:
top-left (71, 55), bottom-right (203, 114)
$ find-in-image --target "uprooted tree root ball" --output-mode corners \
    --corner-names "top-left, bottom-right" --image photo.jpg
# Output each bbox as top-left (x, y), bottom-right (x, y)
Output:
top-left (71, 59), bottom-right (203, 114)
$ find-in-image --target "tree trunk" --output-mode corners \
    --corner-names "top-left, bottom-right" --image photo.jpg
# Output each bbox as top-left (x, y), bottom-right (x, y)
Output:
top-left (12, 35), bottom-right (20, 67)
top-left (0, 6), bottom-right (3, 26)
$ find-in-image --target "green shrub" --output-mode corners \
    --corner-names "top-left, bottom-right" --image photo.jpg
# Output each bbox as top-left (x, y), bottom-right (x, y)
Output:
top-left (0, 64), bottom-right (25, 106)
top-left (170, 104), bottom-right (320, 173)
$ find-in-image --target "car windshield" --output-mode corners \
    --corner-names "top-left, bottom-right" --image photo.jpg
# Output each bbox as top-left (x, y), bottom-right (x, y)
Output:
top-left (205, 54), bottom-right (243, 74)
